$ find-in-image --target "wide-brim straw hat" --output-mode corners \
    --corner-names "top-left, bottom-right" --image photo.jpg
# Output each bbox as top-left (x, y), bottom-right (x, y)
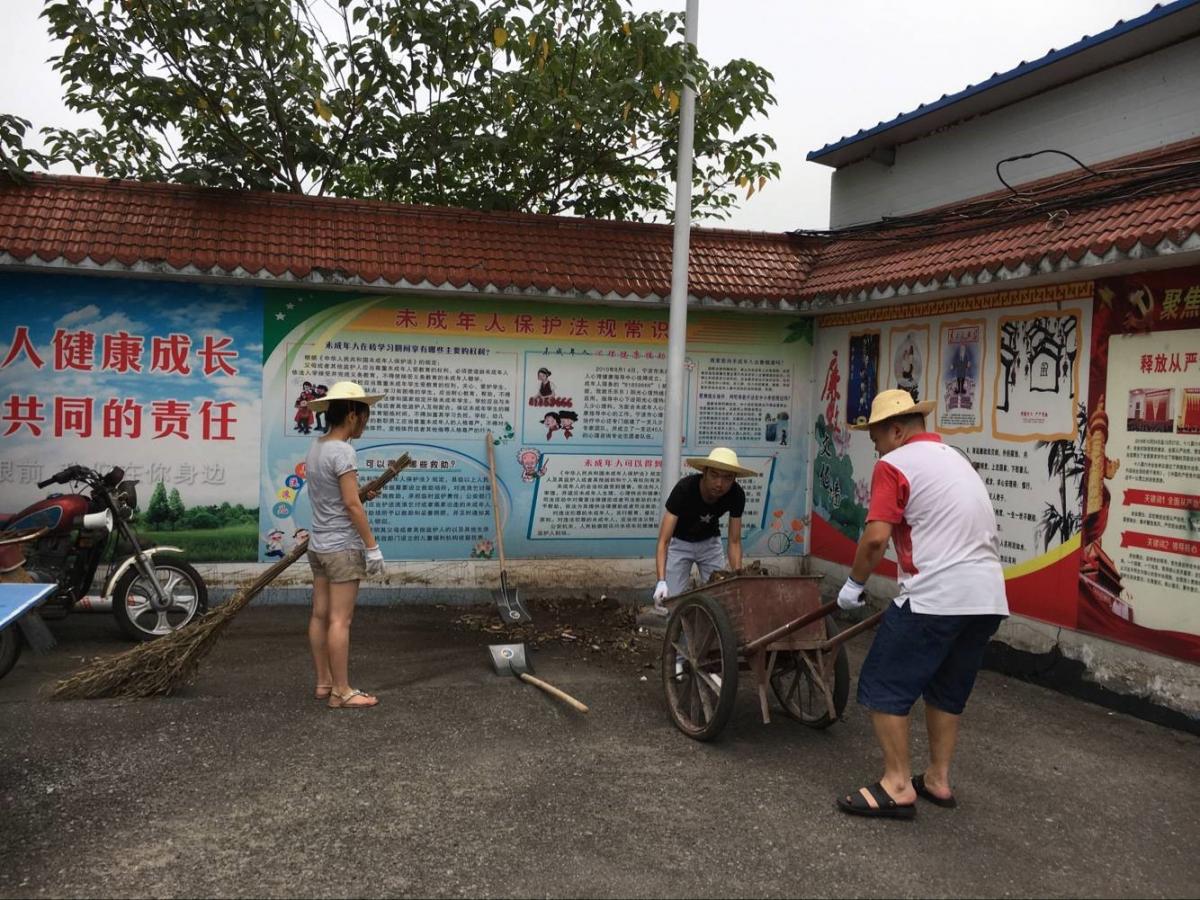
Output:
top-left (849, 388), bottom-right (936, 430)
top-left (307, 380), bottom-right (385, 413)
top-left (685, 447), bottom-right (759, 477)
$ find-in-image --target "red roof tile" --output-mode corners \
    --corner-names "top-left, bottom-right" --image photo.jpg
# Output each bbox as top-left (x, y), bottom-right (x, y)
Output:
top-left (3, 140), bottom-right (1200, 310)
top-left (801, 186), bottom-right (1200, 303)
top-left (0, 175), bottom-right (817, 307)
top-left (799, 139), bottom-right (1200, 304)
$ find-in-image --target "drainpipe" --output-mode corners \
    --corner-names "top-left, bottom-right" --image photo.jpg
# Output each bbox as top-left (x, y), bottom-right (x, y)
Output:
top-left (661, 0), bottom-right (699, 503)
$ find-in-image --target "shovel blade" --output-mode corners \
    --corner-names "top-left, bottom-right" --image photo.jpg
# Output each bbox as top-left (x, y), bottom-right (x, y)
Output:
top-left (493, 573), bottom-right (531, 625)
top-left (488, 641), bottom-right (531, 677)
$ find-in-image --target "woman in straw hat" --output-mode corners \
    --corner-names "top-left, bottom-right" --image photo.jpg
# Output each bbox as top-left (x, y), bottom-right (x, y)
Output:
top-left (303, 381), bottom-right (387, 709)
top-left (651, 448), bottom-right (759, 615)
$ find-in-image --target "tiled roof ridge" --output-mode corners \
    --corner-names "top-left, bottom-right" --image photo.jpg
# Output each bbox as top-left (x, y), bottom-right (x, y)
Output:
top-left (13, 173), bottom-right (802, 246)
top-left (4, 150), bottom-right (1199, 310)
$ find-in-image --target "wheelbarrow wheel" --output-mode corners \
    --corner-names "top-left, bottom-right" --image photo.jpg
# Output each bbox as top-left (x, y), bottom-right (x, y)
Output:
top-left (661, 593), bottom-right (739, 741)
top-left (769, 618), bottom-right (850, 729)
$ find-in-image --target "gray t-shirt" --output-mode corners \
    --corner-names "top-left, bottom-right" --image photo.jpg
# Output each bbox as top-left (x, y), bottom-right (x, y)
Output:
top-left (304, 438), bottom-right (363, 552)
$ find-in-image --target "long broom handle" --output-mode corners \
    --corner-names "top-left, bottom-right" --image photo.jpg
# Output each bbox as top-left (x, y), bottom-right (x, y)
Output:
top-left (519, 672), bottom-right (589, 713)
top-left (242, 454), bottom-right (415, 597)
top-left (485, 433), bottom-right (507, 571)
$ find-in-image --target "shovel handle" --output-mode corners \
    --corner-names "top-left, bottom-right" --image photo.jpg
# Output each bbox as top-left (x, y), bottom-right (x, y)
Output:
top-left (519, 672), bottom-right (589, 714)
top-left (485, 433), bottom-right (507, 570)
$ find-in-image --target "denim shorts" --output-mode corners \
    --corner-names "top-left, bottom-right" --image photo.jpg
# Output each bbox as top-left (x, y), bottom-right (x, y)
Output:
top-left (856, 599), bottom-right (1004, 716)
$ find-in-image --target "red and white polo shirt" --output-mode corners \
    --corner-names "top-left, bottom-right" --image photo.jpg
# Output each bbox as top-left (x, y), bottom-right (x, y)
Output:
top-left (866, 433), bottom-right (1009, 616)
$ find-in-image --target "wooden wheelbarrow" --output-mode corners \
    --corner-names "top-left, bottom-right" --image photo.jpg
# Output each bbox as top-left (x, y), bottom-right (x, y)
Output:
top-left (659, 574), bottom-right (883, 741)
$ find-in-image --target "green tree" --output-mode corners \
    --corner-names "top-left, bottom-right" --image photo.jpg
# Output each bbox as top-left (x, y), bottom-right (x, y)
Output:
top-left (37, 0), bottom-right (778, 220)
top-left (184, 507), bottom-right (220, 530)
top-left (145, 481), bottom-right (170, 528)
top-left (0, 114), bottom-right (49, 183)
top-left (167, 487), bottom-right (186, 526)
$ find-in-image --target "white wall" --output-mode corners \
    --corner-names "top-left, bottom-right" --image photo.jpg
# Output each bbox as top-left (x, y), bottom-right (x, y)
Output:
top-left (829, 36), bottom-right (1200, 228)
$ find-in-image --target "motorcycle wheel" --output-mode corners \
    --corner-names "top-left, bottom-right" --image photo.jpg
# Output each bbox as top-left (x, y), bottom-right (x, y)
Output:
top-left (0, 625), bottom-right (21, 680)
top-left (112, 555), bottom-right (208, 641)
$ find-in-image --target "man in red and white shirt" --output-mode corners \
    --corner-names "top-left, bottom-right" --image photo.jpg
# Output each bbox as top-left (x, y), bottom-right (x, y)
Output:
top-left (835, 390), bottom-right (1008, 820)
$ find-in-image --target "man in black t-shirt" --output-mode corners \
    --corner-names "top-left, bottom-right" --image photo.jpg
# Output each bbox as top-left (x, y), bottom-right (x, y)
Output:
top-left (652, 448), bottom-right (759, 615)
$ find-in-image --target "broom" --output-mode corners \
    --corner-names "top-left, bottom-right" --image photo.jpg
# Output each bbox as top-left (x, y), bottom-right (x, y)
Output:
top-left (52, 454), bottom-right (414, 700)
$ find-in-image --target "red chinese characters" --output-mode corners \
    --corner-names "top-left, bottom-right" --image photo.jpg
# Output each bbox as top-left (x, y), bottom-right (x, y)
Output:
top-left (151, 334), bottom-right (192, 374)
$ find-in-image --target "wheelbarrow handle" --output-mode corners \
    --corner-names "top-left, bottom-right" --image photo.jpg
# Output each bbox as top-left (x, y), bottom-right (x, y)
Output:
top-left (818, 608), bottom-right (885, 651)
top-left (519, 672), bottom-right (589, 714)
top-left (742, 600), bottom-right (885, 655)
top-left (743, 600), bottom-right (840, 654)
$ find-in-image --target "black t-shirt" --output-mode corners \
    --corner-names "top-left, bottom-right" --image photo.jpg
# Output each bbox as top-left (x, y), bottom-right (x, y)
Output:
top-left (665, 474), bottom-right (746, 542)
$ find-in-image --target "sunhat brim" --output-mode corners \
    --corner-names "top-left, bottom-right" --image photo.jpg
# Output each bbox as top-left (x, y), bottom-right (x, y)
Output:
top-left (307, 392), bottom-right (385, 414)
top-left (686, 457), bottom-right (759, 477)
top-left (849, 399), bottom-right (936, 430)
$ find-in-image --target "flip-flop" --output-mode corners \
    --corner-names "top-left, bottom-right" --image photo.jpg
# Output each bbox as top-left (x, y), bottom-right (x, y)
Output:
top-left (836, 781), bottom-right (916, 820)
top-left (328, 688), bottom-right (378, 710)
top-left (912, 773), bottom-right (958, 808)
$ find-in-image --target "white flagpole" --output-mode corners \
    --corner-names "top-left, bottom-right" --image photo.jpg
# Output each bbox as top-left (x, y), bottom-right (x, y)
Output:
top-left (660, 0), bottom-right (699, 502)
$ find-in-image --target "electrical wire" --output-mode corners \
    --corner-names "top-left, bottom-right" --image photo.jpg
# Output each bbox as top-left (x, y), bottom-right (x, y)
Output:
top-left (995, 149), bottom-right (1104, 197)
top-left (790, 153), bottom-right (1200, 244)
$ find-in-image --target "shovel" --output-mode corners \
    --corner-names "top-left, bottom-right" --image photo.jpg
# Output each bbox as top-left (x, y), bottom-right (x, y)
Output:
top-left (488, 642), bottom-right (589, 713)
top-left (485, 432), bottom-right (532, 624)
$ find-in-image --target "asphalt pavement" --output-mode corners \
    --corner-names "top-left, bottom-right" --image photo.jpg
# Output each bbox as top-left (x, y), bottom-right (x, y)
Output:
top-left (1, 603), bottom-right (1197, 899)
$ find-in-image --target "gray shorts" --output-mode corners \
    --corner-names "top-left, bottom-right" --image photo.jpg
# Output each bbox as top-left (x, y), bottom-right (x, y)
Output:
top-left (307, 548), bottom-right (366, 583)
top-left (665, 536), bottom-right (727, 596)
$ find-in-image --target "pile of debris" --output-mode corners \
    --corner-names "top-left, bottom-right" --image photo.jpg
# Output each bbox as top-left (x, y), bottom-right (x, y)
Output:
top-left (451, 596), bottom-right (649, 659)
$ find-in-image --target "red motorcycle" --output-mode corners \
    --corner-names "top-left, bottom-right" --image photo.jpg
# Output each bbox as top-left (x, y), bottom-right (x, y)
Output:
top-left (0, 464), bottom-right (208, 643)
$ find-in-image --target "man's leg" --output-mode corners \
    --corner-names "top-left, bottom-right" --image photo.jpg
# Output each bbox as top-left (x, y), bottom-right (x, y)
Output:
top-left (839, 601), bottom-right (937, 814)
top-left (692, 536), bottom-right (728, 585)
top-left (918, 613), bottom-right (1003, 802)
top-left (664, 538), bottom-right (698, 596)
top-left (921, 706), bottom-right (961, 801)
top-left (865, 711), bottom-right (918, 806)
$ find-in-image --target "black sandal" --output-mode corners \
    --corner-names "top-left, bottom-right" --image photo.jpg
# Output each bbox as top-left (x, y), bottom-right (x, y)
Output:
top-left (836, 781), bottom-right (916, 819)
top-left (912, 773), bottom-right (958, 808)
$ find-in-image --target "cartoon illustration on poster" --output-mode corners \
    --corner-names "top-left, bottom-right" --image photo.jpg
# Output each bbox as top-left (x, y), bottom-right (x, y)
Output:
top-left (888, 325), bottom-right (928, 403)
top-left (1079, 270), bottom-right (1200, 662)
top-left (525, 358), bottom-right (581, 442)
top-left (259, 292), bottom-right (811, 562)
top-left (994, 310), bottom-right (1081, 441)
top-left (937, 319), bottom-right (985, 434)
top-left (846, 331), bottom-right (880, 426)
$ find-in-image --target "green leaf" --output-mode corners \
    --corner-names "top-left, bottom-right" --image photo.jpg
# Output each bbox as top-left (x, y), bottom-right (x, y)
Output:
top-left (36, 0), bottom-right (779, 218)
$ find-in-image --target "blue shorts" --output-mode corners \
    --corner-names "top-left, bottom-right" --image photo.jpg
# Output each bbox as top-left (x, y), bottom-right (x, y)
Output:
top-left (856, 599), bottom-right (1004, 716)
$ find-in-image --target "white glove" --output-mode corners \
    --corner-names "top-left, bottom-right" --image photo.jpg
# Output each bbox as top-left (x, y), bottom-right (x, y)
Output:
top-left (364, 545), bottom-right (385, 577)
top-left (837, 576), bottom-right (866, 610)
top-left (653, 580), bottom-right (669, 602)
